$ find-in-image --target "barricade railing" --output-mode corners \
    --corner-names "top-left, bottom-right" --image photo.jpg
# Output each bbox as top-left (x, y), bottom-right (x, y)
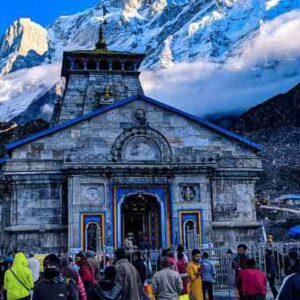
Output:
top-left (72, 242), bottom-right (300, 294)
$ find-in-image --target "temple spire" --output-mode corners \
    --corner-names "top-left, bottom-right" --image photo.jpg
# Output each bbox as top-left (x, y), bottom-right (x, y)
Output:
top-left (95, 5), bottom-right (109, 51)
top-left (95, 22), bottom-right (107, 51)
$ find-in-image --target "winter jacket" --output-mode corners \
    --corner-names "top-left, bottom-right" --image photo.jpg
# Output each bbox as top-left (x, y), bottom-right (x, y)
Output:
top-left (61, 266), bottom-right (87, 300)
top-left (93, 280), bottom-right (122, 300)
top-left (232, 254), bottom-right (248, 272)
top-left (114, 258), bottom-right (142, 300)
top-left (265, 255), bottom-right (277, 275)
top-left (277, 270), bottom-right (300, 300)
top-left (176, 259), bottom-right (188, 294)
top-left (28, 257), bottom-right (40, 282)
top-left (201, 259), bottom-right (216, 283)
top-left (87, 258), bottom-right (98, 279)
top-left (4, 252), bottom-right (34, 300)
top-left (32, 276), bottom-right (79, 300)
top-left (133, 258), bottom-right (147, 284)
top-left (237, 268), bottom-right (267, 297)
top-left (152, 268), bottom-right (183, 300)
top-left (78, 260), bottom-right (97, 298)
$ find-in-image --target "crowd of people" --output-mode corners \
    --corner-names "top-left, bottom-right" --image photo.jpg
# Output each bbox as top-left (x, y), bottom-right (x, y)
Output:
top-left (0, 243), bottom-right (299, 300)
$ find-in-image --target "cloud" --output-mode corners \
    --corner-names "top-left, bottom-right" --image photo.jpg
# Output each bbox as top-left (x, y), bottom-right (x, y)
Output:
top-left (141, 10), bottom-right (300, 117)
top-left (0, 64), bottom-right (60, 121)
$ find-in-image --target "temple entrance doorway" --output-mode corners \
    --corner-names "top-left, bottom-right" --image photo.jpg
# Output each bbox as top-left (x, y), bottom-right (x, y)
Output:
top-left (122, 193), bottom-right (161, 249)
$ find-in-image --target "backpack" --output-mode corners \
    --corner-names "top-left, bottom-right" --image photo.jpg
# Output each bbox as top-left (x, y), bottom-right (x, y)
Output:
top-left (66, 277), bottom-right (79, 300)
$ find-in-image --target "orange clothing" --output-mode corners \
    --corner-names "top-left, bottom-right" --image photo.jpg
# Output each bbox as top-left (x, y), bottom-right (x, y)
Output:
top-left (187, 261), bottom-right (203, 300)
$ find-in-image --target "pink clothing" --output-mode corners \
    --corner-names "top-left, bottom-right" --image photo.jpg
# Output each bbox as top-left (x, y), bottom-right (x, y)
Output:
top-left (168, 257), bottom-right (178, 272)
top-left (77, 275), bottom-right (87, 300)
top-left (177, 259), bottom-right (188, 294)
top-left (237, 269), bottom-right (267, 297)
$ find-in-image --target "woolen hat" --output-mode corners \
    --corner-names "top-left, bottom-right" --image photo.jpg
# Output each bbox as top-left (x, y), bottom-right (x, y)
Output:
top-left (43, 254), bottom-right (61, 268)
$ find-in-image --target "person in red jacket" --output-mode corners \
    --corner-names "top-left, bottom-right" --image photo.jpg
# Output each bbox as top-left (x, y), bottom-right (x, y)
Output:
top-left (236, 258), bottom-right (267, 300)
top-left (75, 251), bottom-right (97, 300)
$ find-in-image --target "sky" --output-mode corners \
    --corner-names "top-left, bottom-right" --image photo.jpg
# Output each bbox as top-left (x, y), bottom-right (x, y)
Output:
top-left (0, 0), bottom-right (99, 35)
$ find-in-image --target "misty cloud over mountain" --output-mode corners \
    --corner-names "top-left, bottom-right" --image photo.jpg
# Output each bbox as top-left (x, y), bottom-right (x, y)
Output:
top-left (0, 0), bottom-right (299, 121)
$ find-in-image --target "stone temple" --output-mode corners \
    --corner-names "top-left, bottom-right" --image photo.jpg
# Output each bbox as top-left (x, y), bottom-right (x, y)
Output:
top-left (0, 25), bottom-right (263, 253)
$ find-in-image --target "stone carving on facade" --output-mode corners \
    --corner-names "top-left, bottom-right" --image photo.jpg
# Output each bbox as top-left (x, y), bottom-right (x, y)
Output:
top-left (132, 108), bottom-right (147, 125)
top-left (80, 184), bottom-right (104, 205)
top-left (124, 137), bottom-right (160, 161)
top-left (179, 184), bottom-right (200, 202)
top-left (111, 126), bottom-right (171, 162)
top-left (64, 152), bottom-right (109, 164)
top-left (181, 186), bottom-right (196, 201)
top-left (64, 146), bottom-right (220, 165)
top-left (85, 187), bottom-right (100, 202)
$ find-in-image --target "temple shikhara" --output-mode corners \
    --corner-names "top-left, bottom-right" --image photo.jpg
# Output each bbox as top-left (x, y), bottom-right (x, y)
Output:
top-left (0, 24), bottom-right (263, 253)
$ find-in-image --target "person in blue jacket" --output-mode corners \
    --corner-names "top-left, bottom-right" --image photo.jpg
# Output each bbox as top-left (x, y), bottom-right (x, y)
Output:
top-left (277, 258), bottom-right (300, 300)
top-left (201, 252), bottom-right (216, 300)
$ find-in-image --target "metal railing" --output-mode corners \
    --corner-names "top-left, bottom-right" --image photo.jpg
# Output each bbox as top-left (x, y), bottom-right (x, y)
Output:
top-left (74, 242), bottom-right (300, 294)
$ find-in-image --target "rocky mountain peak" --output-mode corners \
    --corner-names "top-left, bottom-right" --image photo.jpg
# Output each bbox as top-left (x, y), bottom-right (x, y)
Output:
top-left (0, 18), bottom-right (48, 76)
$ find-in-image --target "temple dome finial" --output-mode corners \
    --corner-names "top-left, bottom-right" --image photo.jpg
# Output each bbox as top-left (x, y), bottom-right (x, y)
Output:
top-left (95, 22), bottom-right (107, 51)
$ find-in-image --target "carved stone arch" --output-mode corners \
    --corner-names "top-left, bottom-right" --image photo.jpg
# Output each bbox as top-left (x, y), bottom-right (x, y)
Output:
top-left (111, 127), bottom-right (172, 162)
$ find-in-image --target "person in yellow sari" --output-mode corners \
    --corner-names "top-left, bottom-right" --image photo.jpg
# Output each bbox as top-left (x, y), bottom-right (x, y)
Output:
top-left (187, 249), bottom-right (204, 300)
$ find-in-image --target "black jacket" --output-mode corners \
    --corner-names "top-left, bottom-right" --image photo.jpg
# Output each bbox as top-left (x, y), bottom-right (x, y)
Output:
top-left (33, 277), bottom-right (79, 300)
top-left (93, 280), bottom-right (122, 300)
top-left (133, 259), bottom-right (147, 284)
top-left (278, 269), bottom-right (300, 300)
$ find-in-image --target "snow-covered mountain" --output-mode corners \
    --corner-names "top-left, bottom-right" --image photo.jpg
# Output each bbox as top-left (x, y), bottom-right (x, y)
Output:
top-left (0, 0), bottom-right (300, 122)
top-left (0, 18), bottom-right (48, 76)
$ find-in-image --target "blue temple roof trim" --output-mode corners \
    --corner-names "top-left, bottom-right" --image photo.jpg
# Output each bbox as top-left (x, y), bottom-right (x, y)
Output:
top-left (0, 155), bottom-right (9, 165)
top-left (5, 94), bottom-right (261, 151)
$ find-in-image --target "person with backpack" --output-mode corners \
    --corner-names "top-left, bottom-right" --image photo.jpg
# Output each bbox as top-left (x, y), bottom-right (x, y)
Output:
top-left (32, 254), bottom-right (78, 300)
top-left (61, 256), bottom-right (87, 300)
top-left (93, 266), bottom-right (122, 300)
top-left (75, 251), bottom-right (96, 299)
top-left (3, 252), bottom-right (34, 300)
top-left (201, 252), bottom-right (216, 300)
